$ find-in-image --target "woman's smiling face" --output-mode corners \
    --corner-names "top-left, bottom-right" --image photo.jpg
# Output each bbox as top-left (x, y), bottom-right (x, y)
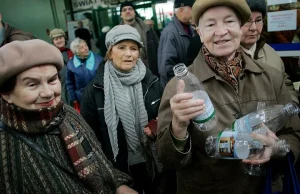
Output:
top-left (2, 64), bottom-right (61, 109)
top-left (198, 6), bottom-right (242, 61)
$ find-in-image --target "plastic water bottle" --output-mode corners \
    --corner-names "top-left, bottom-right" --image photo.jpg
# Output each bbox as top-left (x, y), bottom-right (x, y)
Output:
top-left (232, 102), bottom-right (299, 133)
top-left (173, 63), bottom-right (217, 131)
top-left (205, 130), bottom-right (251, 159)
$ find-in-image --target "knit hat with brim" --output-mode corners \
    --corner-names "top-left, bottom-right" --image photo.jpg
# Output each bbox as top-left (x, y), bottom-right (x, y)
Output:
top-left (105, 25), bottom-right (144, 49)
top-left (0, 39), bottom-right (63, 87)
top-left (246, 0), bottom-right (267, 17)
top-left (192, 0), bottom-right (251, 26)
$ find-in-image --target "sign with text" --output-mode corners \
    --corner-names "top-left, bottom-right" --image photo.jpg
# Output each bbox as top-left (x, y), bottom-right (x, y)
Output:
top-left (267, 10), bottom-right (297, 32)
top-left (267, 0), bottom-right (297, 6)
top-left (72, 0), bottom-right (105, 11)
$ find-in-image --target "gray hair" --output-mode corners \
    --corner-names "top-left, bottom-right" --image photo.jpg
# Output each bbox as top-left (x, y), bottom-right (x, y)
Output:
top-left (70, 38), bottom-right (86, 54)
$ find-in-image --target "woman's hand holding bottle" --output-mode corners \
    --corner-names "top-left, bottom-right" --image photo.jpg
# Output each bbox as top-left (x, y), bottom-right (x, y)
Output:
top-left (170, 80), bottom-right (205, 139)
top-left (243, 128), bottom-right (289, 165)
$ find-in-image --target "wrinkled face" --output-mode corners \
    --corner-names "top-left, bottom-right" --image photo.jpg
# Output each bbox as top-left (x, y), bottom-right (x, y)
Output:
top-left (2, 65), bottom-right (61, 109)
top-left (198, 6), bottom-right (242, 61)
top-left (241, 12), bottom-right (263, 49)
top-left (121, 6), bottom-right (136, 23)
top-left (109, 40), bottom-right (139, 72)
top-left (77, 41), bottom-right (89, 58)
top-left (52, 36), bottom-right (65, 48)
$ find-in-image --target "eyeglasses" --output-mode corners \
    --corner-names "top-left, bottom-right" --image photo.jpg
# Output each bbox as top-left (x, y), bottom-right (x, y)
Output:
top-left (244, 18), bottom-right (263, 27)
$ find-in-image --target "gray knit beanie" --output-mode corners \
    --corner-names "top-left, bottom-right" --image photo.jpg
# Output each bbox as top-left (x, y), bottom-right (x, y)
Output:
top-left (0, 39), bottom-right (63, 87)
top-left (105, 25), bottom-right (144, 49)
top-left (246, 0), bottom-right (267, 17)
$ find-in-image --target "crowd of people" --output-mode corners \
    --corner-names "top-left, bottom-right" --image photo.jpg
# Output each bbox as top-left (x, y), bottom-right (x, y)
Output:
top-left (0, 0), bottom-right (299, 193)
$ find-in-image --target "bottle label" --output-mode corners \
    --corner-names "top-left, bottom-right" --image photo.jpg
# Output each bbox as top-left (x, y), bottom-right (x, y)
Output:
top-left (232, 115), bottom-right (252, 132)
top-left (216, 131), bottom-right (239, 159)
top-left (192, 91), bottom-right (215, 123)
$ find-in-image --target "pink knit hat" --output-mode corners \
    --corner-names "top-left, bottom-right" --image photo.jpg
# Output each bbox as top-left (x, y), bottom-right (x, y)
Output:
top-left (0, 39), bottom-right (63, 87)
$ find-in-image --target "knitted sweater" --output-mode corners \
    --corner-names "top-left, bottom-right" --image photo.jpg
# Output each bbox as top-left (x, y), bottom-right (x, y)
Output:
top-left (0, 104), bottom-right (131, 194)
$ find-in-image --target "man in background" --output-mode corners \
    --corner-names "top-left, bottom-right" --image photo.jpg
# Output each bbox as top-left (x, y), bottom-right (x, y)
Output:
top-left (157, 0), bottom-right (195, 87)
top-left (75, 21), bottom-right (91, 49)
top-left (120, 2), bottom-right (159, 76)
top-left (0, 13), bottom-right (34, 47)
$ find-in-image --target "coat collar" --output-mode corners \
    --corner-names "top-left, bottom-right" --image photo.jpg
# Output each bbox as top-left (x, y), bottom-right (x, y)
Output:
top-left (191, 48), bottom-right (265, 82)
top-left (172, 15), bottom-right (194, 37)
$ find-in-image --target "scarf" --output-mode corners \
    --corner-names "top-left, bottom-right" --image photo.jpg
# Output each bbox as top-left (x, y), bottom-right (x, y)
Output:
top-left (74, 51), bottom-right (95, 70)
top-left (103, 59), bottom-right (148, 161)
top-left (0, 98), bottom-right (65, 134)
top-left (59, 47), bottom-right (74, 59)
top-left (0, 98), bottom-right (131, 192)
top-left (201, 45), bottom-right (244, 91)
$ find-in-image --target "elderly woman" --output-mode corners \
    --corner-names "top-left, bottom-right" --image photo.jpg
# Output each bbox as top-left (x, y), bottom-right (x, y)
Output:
top-left (0, 39), bottom-right (137, 194)
top-left (66, 38), bottom-right (103, 106)
top-left (80, 25), bottom-right (168, 194)
top-left (49, 28), bottom-right (74, 105)
top-left (240, 0), bottom-right (298, 103)
top-left (157, 0), bottom-right (300, 193)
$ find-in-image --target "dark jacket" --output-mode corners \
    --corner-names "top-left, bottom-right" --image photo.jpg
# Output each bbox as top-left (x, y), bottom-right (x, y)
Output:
top-left (186, 33), bottom-right (202, 66)
top-left (80, 62), bottom-right (163, 174)
top-left (75, 28), bottom-right (91, 42)
top-left (66, 52), bottom-right (103, 103)
top-left (158, 15), bottom-right (195, 87)
top-left (1, 22), bottom-right (34, 47)
top-left (121, 18), bottom-right (160, 77)
top-left (157, 51), bottom-right (300, 194)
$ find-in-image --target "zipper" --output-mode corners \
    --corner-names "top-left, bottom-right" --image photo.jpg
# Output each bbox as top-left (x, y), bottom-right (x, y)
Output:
top-left (144, 77), bottom-right (159, 99)
top-left (93, 83), bottom-right (104, 90)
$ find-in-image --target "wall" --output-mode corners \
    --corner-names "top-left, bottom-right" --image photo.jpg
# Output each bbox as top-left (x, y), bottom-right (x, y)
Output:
top-left (0, 0), bottom-right (67, 42)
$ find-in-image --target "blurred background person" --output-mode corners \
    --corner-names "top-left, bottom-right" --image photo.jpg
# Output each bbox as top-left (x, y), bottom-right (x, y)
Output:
top-left (0, 13), bottom-right (34, 47)
top-left (157, 0), bottom-right (195, 88)
top-left (144, 19), bottom-right (161, 38)
top-left (80, 25), bottom-right (173, 194)
top-left (0, 39), bottom-right (137, 194)
top-left (120, 2), bottom-right (159, 77)
top-left (66, 38), bottom-right (103, 108)
top-left (240, 0), bottom-right (298, 104)
top-left (75, 21), bottom-right (92, 49)
top-left (96, 26), bottom-right (111, 58)
top-left (50, 28), bottom-right (73, 105)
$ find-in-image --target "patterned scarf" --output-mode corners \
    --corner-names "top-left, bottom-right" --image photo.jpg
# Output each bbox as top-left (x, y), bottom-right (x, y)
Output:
top-left (0, 98), bottom-right (122, 192)
top-left (103, 59), bottom-right (148, 161)
top-left (201, 45), bottom-right (244, 91)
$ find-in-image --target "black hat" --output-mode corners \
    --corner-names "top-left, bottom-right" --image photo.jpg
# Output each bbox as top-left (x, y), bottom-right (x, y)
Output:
top-left (246, 0), bottom-right (267, 17)
top-left (174, 0), bottom-right (195, 8)
top-left (120, 1), bottom-right (136, 12)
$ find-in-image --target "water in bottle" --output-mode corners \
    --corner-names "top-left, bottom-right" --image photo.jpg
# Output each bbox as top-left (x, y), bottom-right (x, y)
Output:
top-left (173, 63), bottom-right (217, 131)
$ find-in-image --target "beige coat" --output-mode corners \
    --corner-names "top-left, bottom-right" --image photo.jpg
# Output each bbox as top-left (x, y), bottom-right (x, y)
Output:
top-left (157, 51), bottom-right (300, 194)
top-left (255, 43), bottom-right (298, 103)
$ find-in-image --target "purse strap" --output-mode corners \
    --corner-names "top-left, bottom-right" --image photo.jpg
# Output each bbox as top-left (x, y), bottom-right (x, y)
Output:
top-left (0, 122), bottom-right (89, 192)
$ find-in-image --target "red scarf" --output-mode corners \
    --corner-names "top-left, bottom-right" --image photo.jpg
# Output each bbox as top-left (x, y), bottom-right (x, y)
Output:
top-left (59, 47), bottom-right (74, 59)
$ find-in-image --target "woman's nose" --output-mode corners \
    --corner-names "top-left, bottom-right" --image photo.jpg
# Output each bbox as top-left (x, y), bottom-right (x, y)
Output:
top-left (40, 85), bottom-right (54, 98)
top-left (215, 25), bottom-right (228, 36)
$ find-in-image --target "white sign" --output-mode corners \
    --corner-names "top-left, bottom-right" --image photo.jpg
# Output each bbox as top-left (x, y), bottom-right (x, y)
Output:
top-left (267, 0), bottom-right (297, 6)
top-left (72, 0), bottom-right (107, 11)
top-left (267, 10), bottom-right (297, 32)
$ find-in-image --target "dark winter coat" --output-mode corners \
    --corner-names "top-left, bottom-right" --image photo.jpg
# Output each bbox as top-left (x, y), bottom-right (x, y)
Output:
top-left (80, 62), bottom-right (163, 174)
